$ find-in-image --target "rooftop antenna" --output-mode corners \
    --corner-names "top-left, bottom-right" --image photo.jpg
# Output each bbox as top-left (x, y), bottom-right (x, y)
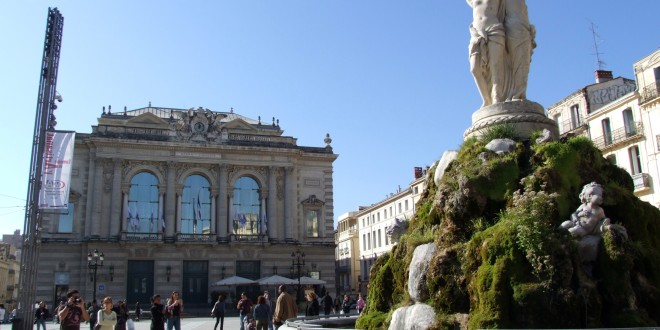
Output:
top-left (589, 21), bottom-right (606, 70)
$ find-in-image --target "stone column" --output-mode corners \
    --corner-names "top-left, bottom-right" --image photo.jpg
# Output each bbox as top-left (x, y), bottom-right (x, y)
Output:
top-left (165, 162), bottom-right (176, 239)
top-left (121, 183), bottom-right (130, 234)
top-left (91, 158), bottom-right (104, 238)
top-left (284, 167), bottom-right (296, 240)
top-left (109, 158), bottom-right (122, 239)
top-left (267, 167), bottom-right (277, 240)
top-left (176, 184), bottom-right (183, 235)
top-left (259, 189), bottom-right (268, 237)
top-left (227, 185), bottom-right (235, 237)
top-left (158, 186), bottom-right (165, 236)
top-left (84, 151), bottom-right (96, 237)
top-left (210, 187), bottom-right (219, 235)
top-left (217, 165), bottom-right (228, 240)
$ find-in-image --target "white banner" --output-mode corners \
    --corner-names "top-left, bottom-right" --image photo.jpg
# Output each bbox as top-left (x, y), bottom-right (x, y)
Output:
top-left (39, 131), bottom-right (75, 210)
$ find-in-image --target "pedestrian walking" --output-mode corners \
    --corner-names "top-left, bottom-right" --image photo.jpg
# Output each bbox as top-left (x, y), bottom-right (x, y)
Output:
top-left (341, 295), bottom-right (351, 316)
top-left (166, 291), bottom-right (183, 330)
top-left (237, 292), bottom-right (253, 330)
top-left (87, 300), bottom-right (101, 330)
top-left (272, 285), bottom-right (297, 330)
top-left (305, 292), bottom-right (319, 317)
top-left (263, 291), bottom-right (273, 330)
top-left (113, 300), bottom-right (129, 330)
top-left (253, 296), bottom-right (271, 330)
top-left (35, 302), bottom-right (50, 330)
top-left (58, 289), bottom-right (91, 330)
top-left (333, 295), bottom-right (341, 315)
top-left (212, 295), bottom-right (226, 330)
top-left (97, 297), bottom-right (117, 330)
top-left (322, 293), bottom-right (333, 315)
top-left (150, 295), bottom-right (165, 330)
top-left (134, 302), bottom-right (142, 321)
top-left (356, 294), bottom-right (365, 315)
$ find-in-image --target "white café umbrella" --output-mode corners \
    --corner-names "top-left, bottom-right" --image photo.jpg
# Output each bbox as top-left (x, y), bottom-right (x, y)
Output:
top-left (293, 276), bottom-right (327, 285)
top-left (257, 275), bottom-right (297, 286)
top-left (211, 275), bottom-right (256, 287)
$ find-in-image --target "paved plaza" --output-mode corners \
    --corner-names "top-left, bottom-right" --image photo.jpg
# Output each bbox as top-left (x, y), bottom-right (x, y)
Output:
top-left (8, 317), bottom-right (244, 330)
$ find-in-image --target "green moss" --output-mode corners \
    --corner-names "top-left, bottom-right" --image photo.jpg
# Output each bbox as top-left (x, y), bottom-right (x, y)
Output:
top-left (478, 123), bottom-right (517, 143)
top-left (355, 311), bottom-right (389, 330)
top-left (368, 136), bottom-right (660, 328)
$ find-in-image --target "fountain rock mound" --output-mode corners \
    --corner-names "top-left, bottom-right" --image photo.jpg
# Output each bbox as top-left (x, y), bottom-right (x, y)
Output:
top-left (357, 136), bottom-right (660, 329)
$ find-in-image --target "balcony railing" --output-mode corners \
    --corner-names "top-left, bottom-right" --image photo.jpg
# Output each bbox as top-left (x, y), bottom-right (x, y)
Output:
top-left (557, 117), bottom-right (587, 135)
top-left (633, 173), bottom-right (651, 191)
top-left (592, 122), bottom-right (644, 150)
top-left (176, 233), bottom-right (215, 242)
top-left (121, 232), bottom-right (163, 242)
top-left (641, 80), bottom-right (660, 104)
top-left (228, 234), bottom-right (268, 243)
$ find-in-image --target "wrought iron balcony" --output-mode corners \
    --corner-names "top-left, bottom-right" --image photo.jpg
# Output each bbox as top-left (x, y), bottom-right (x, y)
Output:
top-left (641, 80), bottom-right (660, 104)
top-left (121, 232), bottom-right (163, 242)
top-left (591, 122), bottom-right (644, 151)
top-left (633, 173), bottom-right (651, 191)
top-left (557, 117), bottom-right (587, 136)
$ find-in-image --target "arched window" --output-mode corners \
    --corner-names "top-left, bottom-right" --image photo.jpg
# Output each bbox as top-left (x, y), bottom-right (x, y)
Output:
top-left (181, 175), bottom-right (211, 234)
top-left (232, 177), bottom-right (261, 236)
top-left (127, 172), bottom-right (159, 233)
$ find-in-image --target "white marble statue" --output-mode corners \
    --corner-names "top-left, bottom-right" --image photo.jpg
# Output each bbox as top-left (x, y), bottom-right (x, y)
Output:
top-left (467, 0), bottom-right (536, 107)
top-left (560, 182), bottom-right (610, 237)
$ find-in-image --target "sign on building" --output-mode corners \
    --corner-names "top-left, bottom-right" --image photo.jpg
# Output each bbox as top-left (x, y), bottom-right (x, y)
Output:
top-left (39, 131), bottom-right (76, 210)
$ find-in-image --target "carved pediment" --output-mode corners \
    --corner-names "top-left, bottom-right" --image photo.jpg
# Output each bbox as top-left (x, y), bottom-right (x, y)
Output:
top-left (222, 118), bottom-right (258, 132)
top-left (126, 112), bottom-right (170, 128)
top-left (301, 194), bottom-right (325, 207)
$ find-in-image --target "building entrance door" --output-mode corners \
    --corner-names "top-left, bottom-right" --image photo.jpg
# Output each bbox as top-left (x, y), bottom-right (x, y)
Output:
top-left (127, 261), bottom-right (154, 305)
top-left (182, 261), bottom-right (208, 306)
top-left (236, 261), bottom-right (261, 302)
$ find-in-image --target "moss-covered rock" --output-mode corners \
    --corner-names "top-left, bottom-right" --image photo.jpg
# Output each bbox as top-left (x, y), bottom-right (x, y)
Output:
top-left (359, 137), bottom-right (660, 329)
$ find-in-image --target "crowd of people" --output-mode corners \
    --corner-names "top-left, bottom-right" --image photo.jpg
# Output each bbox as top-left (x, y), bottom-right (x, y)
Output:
top-left (21, 287), bottom-right (367, 330)
top-left (220, 287), bottom-right (367, 330)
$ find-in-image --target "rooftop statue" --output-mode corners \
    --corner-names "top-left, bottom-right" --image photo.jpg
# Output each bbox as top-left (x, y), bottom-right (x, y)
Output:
top-left (467, 0), bottom-right (535, 107)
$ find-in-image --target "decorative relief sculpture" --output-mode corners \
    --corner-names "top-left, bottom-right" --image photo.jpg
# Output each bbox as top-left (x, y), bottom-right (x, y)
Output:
top-left (386, 218), bottom-right (409, 243)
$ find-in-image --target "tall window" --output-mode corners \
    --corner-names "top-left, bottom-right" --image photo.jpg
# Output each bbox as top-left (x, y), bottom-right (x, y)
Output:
top-left (306, 210), bottom-right (320, 237)
top-left (383, 209), bottom-right (387, 219)
top-left (232, 177), bottom-right (261, 236)
top-left (363, 234), bottom-right (366, 251)
top-left (629, 145), bottom-right (642, 175)
top-left (58, 203), bottom-right (74, 233)
top-left (623, 109), bottom-right (636, 137)
top-left (181, 175), bottom-right (211, 234)
top-left (405, 200), bottom-right (409, 211)
top-left (602, 118), bottom-right (612, 146)
top-left (378, 229), bottom-right (382, 248)
top-left (127, 172), bottom-right (159, 233)
top-left (571, 105), bottom-right (582, 128)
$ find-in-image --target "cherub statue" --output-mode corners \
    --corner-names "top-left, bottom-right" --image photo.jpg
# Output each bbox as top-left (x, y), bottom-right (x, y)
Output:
top-left (560, 182), bottom-right (610, 237)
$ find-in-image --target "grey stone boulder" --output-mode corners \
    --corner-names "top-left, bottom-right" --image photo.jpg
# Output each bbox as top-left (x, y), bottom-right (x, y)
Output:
top-left (388, 303), bottom-right (436, 330)
top-left (433, 150), bottom-right (458, 187)
top-left (485, 138), bottom-right (516, 155)
top-left (408, 243), bottom-right (436, 303)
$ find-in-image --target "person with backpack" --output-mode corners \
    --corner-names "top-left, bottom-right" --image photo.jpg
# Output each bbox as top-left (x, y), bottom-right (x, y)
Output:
top-left (212, 295), bottom-right (226, 330)
top-left (35, 302), bottom-right (50, 330)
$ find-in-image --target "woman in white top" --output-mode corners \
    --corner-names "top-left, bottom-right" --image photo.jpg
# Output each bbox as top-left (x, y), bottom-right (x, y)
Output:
top-left (97, 297), bottom-right (117, 330)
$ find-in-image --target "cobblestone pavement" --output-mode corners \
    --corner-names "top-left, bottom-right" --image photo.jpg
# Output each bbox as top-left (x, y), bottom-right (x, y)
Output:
top-left (24, 317), bottom-right (243, 330)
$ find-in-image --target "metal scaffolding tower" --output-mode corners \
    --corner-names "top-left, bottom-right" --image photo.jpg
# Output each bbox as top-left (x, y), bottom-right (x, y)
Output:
top-left (17, 7), bottom-right (63, 330)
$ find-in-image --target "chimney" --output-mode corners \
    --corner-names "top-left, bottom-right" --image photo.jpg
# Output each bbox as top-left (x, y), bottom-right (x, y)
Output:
top-left (414, 167), bottom-right (423, 179)
top-left (595, 70), bottom-right (613, 83)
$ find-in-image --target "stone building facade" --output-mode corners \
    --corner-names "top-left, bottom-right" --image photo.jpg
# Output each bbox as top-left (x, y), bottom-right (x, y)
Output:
top-left (334, 170), bottom-right (427, 296)
top-left (36, 106), bottom-right (338, 307)
top-left (547, 50), bottom-right (660, 208)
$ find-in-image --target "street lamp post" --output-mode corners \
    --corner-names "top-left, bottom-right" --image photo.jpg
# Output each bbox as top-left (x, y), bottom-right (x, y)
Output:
top-left (291, 248), bottom-right (305, 303)
top-left (87, 249), bottom-right (104, 302)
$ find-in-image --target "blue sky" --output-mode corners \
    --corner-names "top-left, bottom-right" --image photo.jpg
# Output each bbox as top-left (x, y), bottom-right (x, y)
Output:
top-left (1, 1), bottom-right (659, 235)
